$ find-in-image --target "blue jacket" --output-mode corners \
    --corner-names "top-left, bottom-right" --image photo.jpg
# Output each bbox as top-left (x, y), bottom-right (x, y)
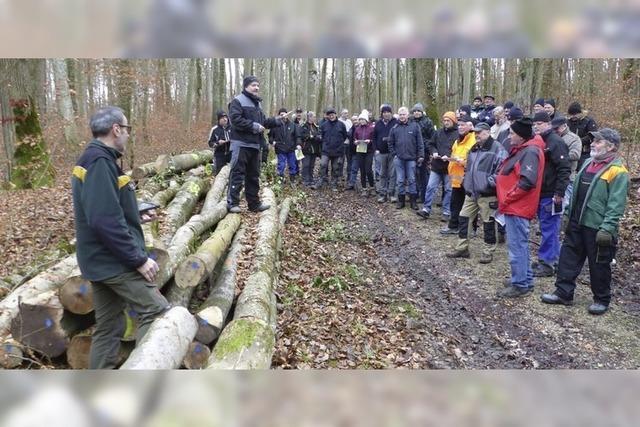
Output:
top-left (319, 118), bottom-right (348, 157)
top-left (72, 140), bottom-right (147, 281)
top-left (389, 120), bottom-right (424, 161)
top-left (372, 117), bottom-right (398, 154)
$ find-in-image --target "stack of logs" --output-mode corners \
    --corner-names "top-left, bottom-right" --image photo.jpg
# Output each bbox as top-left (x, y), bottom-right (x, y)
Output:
top-left (0, 149), bottom-right (291, 370)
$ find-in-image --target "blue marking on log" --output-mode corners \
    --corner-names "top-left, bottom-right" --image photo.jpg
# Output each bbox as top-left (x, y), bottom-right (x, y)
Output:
top-left (79, 283), bottom-right (88, 295)
top-left (190, 262), bottom-right (200, 270)
top-left (45, 318), bottom-right (53, 329)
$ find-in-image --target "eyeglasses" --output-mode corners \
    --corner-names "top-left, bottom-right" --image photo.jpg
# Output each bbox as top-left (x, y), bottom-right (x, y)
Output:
top-left (117, 123), bottom-right (132, 132)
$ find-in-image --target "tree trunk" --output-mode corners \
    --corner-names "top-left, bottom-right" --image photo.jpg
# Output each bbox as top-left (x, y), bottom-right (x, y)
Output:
top-left (316, 58), bottom-right (328, 115)
top-left (175, 213), bottom-right (241, 289)
top-left (0, 255), bottom-right (78, 338)
top-left (0, 85), bottom-right (16, 183)
top-left (163, 176), bottom-right (212, 243)
top-left (120, 306), bottom-right (198, 370)
top-left (155, 150), bottom-right (214, 175)
top-left (195, 226), bottom-right (246, 345)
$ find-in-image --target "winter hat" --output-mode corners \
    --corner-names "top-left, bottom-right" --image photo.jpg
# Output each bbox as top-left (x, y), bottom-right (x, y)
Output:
top-left (278, 107), bottom-right (288, 114)
top-left (380, 104), bottom-right (393, 114)
top-left (508, 107), bottom-right (524, 120)
top-left (216, 110), bottom-right (227, 120)
top-left (473, 122), bottom-right (491, 132)
top-left (483, 94), bottom-right (495, 101)
top-left (533, 98), bottom-right (545, 107)
top-left (590, 128), bottom-right (621, 147)
top-left (567, 101), bottom-right (582, 115)
top-left (325, 107), bottom-right (337, 115)
top-left (551, 116), bottom-right (567, 129)
top-left (442, 111), bottom-right (457, 124)
top-left (412, 103), bottom-right (424, 113)
top-left (533, 111), bottom-right (551, 122)
top-left (243, 75), bottom-right (259, 88)
top-left (358, 109), bottom-right (370, 121)
top-left (459, 104), bottom-right (472, 116)
top-left (544, 98), bottom-right (556, 108)
top-left (510, 117), bottom-right (534, 140)
top-left (473, 96), bottom-right (483, 102)
top-left (503, 101), bottom-right (514, 110)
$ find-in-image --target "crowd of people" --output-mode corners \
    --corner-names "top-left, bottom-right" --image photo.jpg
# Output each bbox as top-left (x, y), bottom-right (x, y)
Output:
top-left (210, 75), bottom-right (630, 316)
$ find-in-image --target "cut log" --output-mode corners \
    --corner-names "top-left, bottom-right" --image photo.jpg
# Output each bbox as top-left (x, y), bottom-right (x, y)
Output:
top-left (0, 255), bottom-right (78, 338)
top-left (183, 340), bottom-right (211, 369)
top-left (278, 197), bottom-right (293, 228)
top-left (10, 291), bottom-right (95, 358)
top-left (151, 180), bottom-right (180, 207)
top-left (155, 150), bottom-right (214, 175)
top-left (175, 213), bottom-right (242, 289)
top-left (0, 338), bottom-right (24, 369)
top-left (185, 165), bottom-right (206, 177)
top-left (156, 201), bottom-right (228, 289)
top-left (119, 306), bottom-right (198, 370)
top-left (206, 318), bottom-right (275, 369)
top-left (131, 161), bottom-right (158, 180)
top-left (58, 276), bottom-right (93, 315)
top-left (163, 176), bottom-right (212, 242)
top-left (201, 164), bottom-right (230, 211)
top-left (195, 226), bottom-right (246, 345)
top-left (66, 331), bottom-right (134, 369)
top-left (208, 189), bottom-right (280, 369)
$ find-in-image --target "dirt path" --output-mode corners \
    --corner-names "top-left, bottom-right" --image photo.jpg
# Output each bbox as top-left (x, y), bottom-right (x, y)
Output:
top-left (274, 186), bottom-right (640, 369)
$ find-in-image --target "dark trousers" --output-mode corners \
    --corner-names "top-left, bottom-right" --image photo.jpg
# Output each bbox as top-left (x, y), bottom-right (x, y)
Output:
top-left (227, 146), bottom-right (262, 209)
top-left (317, 154), bottom-right (344, 187)
top-left (345, 149), bottom-right (355, 179)
top-left (301, 154), bottom-right (318, 186)
top-left (214, 153), bottom-right (231, 175)
top-left (90, 271), bottom-right (169, 369)
top-left (260, 139), bottom-right (269, 165)
top-left (416, 161), bottom-right (429, 201)
top-left (357, 152), bottom-right (375, 188)
top-left (555, 221), bottom-right (615, 305)
top-left (448, 187), bottom-right (466, 230)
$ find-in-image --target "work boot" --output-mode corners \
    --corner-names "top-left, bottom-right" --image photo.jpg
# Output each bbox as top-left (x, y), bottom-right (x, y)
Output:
top-left (228, 205), bottom-right (242, 213)
top-left (587, 302), bottom-right (608, 315)
top-left (377, 194), bottom-right (387, 203)
top-left (478, 252), bottom-right (493, 264)
top-left (396, 194), bottom-right (406, 209)
top-left (441, 213), bottom-right (450, 223)
top-left (390, 195), bottom-right (398, 203)
top-left (416, 209), bottom-right (430, 219)
top-left (446, 248), bottom-right (470, 258)
top-left (361, 188), bottom-right (368, 196)
top-left (532, 262), bottom-right (555, 277)
top-left (540, 292), bottom-right (573, 306)
top-left (249, 203), bottom-right (271, 212)
top-left (497, 285), bottom-right (532, 298)
top-left (439, 226), bottom-right (457, 235)
top-left (409, 194), bottom-right (419, 210)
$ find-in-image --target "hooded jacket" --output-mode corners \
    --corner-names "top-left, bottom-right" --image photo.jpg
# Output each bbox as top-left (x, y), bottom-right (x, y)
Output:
top-left (269, 119), bottom-right (302, 154)
top-left (208, 122), bottom-right (232, 156)
top-left (388, 120), bottom-right (424, 160)
top-left (539, 128), bottom-right (571, 199)
top-left (72, 140), bottom-right (148, 281)
top-left (301, 121), bottom-right (322, 155)
top-left (228, 89), bottom-right (280, 149)
top-left (567, 114), bottom-right (598, 153)
top-left (411, 113), bottom-right (435, 158)
top-left (463, 136), bottom-right (507, 199)
top-left (373, 117), bottom-right (398, 154)
top-left (496, 135), bottom-right (546, 219)
top-left (428, 124), bottom-right (459, 173)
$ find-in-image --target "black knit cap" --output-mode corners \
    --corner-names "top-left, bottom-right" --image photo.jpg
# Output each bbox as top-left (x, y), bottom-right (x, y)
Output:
top-left (510, 117), bottom-right (534, 140)
top-left (243, 75), bottom-right (259, 88)
top-left (380, 104), bottom-right (393, 113)
top-left (534, 98), bottom-right (545, 107)
top-left (278, 107), bottom-right (288, 114)
top-left (459, 104), bottom-right (472, 116)
top-left (545, 98), bottom-right (556, 108)
top-left (473, 96), bottom-right (483, 102)
top-left (216, 110), bottom-right (227, 120)
top-left (533, 111), bottom-right (551, 122)
top-left (567, 101), bottom-right (582, 115)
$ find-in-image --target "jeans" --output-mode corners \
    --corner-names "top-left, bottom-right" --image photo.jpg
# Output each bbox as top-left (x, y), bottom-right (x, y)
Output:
top-left (563, 182), bottom-right (573, 211)
top-left (423, 170), bottom-right (451, 214)
top-left (537, 197), bottom-right (562, 266)
top-left (276, 152), bottom-right (299, 177)
top-left (348, 154), bottom-right (360, 186)
top-left (394, 158), bottom-right (417, 195)
top-left (377, 152), bottom-right (396, 196)
top-left (505, 214), bottom-right (534, 289)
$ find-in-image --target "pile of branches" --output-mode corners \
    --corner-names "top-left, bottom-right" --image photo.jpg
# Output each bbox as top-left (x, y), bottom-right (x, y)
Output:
top-left (0, 150), bottom-right (292, 370)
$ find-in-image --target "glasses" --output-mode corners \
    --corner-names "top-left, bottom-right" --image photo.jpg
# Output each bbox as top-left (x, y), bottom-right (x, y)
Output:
top-left (117, 123), bottom-right (132, 132)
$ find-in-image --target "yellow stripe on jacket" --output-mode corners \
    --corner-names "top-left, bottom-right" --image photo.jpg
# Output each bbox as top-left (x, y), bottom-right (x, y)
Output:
top-left (600, 164), bottom-right (629, 183)
top-left (448, 132), bottom-right (476, 188)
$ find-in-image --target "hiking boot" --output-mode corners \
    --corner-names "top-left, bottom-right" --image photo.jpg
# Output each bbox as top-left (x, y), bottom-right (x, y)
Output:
top-left (532, 262), bottom-right (555, 277)
top-left (377, 194), bottom-right (387, 203)
top-left (446, 248), bottom-right (470, 258)
top-left (439, 226), bottom-right (457, 235)
top-left (416, 209), bottom-right (430, 219)
top-left (588, 302), bottom-right (609, 315)
top-left (441, 213), bottom-right (450, 223)
top-left (390, 195), bottom-right (398, 203)
top-left (478, 252), bottom-right (493, 264)
top-left (409, 194), bottom-right (419, 210)
top-left (345, 184), bottom-right (355, 190)
top-left (497, 285), bottom-right (532, 298)
top-left (540, 292), bottom-right (573, 306)
top-left (331, 186), bottom-right (339, 192)
top-left (396, 194), bottom-right (406, 209)
top-left (249, 203), bottom-right (271, 213)
top-left (228, 205), bottom-right (242, 213)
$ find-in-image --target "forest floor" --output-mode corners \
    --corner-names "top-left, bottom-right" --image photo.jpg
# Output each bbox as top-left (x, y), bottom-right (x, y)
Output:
top-left (2, 150), bottom-right (640, 368)
top-left (273, 179), bottom-right (640, 369)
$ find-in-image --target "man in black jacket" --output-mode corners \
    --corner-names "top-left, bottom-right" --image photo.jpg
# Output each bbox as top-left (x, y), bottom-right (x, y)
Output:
top-left (227, 76), bottom-right (281, 213)
top-left (389, 107), bottom-right (424, 209)
top-left (300, 111), bottom-right (322, 187)
top-left (208, 110), bottom-right (232, 174)
top-left (270, 107), bottom-right (302, 184)
top-left (411, 103), bottom-right (435, 204)
top-left (567, 101), bottom-right (598, 170)
top-left (72, 106), bottom-right (170, 369)
top-left (313, 107), bottom-right (348, 191)
top-left (373, 104), bottom-right (398, 203)
top-left (532, 111), bottom-right (571, 276)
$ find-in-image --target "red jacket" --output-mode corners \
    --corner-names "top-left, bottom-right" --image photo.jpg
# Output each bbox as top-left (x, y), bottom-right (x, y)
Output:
top-left (496, 135), bottom-right (545, 219)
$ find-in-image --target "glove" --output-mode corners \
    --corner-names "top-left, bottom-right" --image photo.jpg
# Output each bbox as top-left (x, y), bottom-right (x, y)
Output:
top-left (596, 230), bottom-right (613, 246)
top-left (417, 157), bottom-right (424, 166)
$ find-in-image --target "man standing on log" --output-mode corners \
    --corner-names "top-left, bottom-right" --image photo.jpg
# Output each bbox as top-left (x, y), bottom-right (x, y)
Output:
top-left (72, 106), bottom-right (170, 369)
top-left (227, 75), bottom-right (281, 213)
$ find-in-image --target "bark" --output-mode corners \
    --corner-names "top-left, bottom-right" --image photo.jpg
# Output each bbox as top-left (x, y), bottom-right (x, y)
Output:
top-left (175, 213), bottom-right (242, 289)
top-left (52, 59), bottom-right (79, 145)
top-left (10, 291), bottom-right (95, 358)
top-left (201, 164), bottom-right (230, 212)
top-left (151, 181), bottom-right (180, 208)
top-left (163, 176), bottom-right (212, 241)
top-left (155, 150), bottom-right (214, 175)
top-left (66, 330), bottom-right (133, 369)
top-left (183, 340), bottom-right (211, 370)
top-left (195, 226), bottom-right (246, 345)
top-left (207, 189), bottom-right (279, 369)
top-left (120, 306), bottom-right (198, 370)
top-left (0, 255), bottom-right (78, 338)
top-left (131, 161), bottom-right (159, 180)
top-left (0, 337), bottom-right (24, 369)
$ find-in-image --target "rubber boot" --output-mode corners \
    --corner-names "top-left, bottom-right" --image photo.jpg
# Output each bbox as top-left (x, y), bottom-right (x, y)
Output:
top-left (409, 193), bottom-right (418, 210)
top-left (396, 194), bottom-right (406, 209)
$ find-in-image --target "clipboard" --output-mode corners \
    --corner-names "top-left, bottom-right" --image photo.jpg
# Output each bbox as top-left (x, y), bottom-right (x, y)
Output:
top-left (295, 148), bottom-right (305, 161)
top-left (356, 141), bottom-right (368, 153)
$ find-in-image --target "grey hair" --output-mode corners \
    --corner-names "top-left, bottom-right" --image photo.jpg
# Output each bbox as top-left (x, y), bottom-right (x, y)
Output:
top-left (492, 106), bottom-right (504, 117)
top-left (90, 106), bottom-right (126, 137)
top-left (398, 106), bottom-right (409, 114)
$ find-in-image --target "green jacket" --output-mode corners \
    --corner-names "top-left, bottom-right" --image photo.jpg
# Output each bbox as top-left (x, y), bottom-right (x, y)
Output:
top-left (567, 157), bottom-right (629, 238)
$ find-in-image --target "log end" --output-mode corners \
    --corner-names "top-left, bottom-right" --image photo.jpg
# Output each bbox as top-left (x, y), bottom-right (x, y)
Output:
top-left (11, 302), bottom-right (69, 358)
top-left (183, 341), bottom-right (211, 369)
top-left (59, 276), bottom-right (94, 315)
top-left (0, 340), bottom-right (24, 369)
top-left (194, 313), bottom-right (221, 345)
top-left (175, 257), bottom-right (207, 289)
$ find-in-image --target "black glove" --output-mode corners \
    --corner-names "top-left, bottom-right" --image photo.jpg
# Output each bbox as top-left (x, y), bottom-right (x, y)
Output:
top-left (596, 230), bottom-right (613, 246)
